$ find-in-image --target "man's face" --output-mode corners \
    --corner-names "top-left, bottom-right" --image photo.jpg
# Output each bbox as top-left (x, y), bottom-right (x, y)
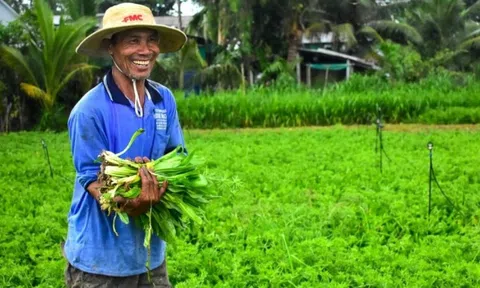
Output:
top-left (109, 28), bottom-right (160, 80)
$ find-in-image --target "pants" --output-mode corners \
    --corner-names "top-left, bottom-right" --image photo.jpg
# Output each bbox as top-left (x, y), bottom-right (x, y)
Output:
top-left (64, 261), bottom-right (172, 288)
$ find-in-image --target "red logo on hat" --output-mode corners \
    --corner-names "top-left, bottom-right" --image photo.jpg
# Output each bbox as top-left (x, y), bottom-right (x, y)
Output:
top-left (122, 14), bottom-right (143, 22)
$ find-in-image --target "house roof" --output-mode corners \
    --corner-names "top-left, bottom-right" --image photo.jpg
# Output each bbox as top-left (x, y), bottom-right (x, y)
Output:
top-left (299, 47), bottom-right (380, 70)
top-left (376, 0), bottom-right (410, 6)
top-left (153, 15), bottom-right (193, 29)
top-left (95, 13), bottom-right (193, 30)
top-left (0, 0), bottom-right (18, 24)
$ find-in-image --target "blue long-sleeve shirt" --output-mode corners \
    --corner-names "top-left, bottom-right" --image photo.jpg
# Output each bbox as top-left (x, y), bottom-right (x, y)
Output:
top-left (65, 70), bottom-right (185, 276)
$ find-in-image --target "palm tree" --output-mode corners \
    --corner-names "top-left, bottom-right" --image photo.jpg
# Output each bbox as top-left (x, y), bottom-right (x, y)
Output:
top-left (416, 0), bottom-right (480, 54)
top-left (197, 48), bottom-right (243, 91)
top-left (0, 0), bottom-right (97, 111)
top-left (155, 39), bottom-right (206, 88)
top-left (257, 0), bottom-right (421, 62)
top-left (61, 0), bottom-right (98, 20)
top-left (320, 0), bottom-right (422, 56)
top-left (378, 0), bottom-right (480, 67)
top-left (178, 39), bottom-right (208, 89)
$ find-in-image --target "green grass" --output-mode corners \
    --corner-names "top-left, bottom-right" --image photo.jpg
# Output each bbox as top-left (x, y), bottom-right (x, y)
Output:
top-left (1, 126), bottom-right (480, 287)
top-left (175, 74), bottom-right (480, 128)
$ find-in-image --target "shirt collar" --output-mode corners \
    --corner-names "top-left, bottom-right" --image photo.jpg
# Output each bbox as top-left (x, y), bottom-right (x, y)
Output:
top-left (102, 69), bottom-right (162, 105)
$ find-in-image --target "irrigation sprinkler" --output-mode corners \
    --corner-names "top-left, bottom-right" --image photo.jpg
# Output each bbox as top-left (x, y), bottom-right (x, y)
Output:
top-left (41, 139), bottom-right (54, 178)
top-left (375, 106), bottom-right (391, 173)
top-left (427, 142), bottom-right (433, 217)
top-left (426, 141), bottom-right (464, 219)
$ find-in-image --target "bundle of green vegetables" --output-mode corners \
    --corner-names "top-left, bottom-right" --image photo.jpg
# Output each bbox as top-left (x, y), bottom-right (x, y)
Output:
top-left (97, 128), bottom-right (215, 249)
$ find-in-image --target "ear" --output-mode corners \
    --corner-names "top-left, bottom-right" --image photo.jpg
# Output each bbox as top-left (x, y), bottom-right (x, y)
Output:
top-left (101, 38), bottom-right (113, 55)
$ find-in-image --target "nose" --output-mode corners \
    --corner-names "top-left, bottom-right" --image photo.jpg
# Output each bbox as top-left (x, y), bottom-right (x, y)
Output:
top-left (137, 40), bottom-right (152, 56)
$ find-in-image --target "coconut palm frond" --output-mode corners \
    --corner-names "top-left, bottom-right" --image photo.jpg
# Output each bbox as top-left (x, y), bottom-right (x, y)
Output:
top-left (199, 63), bottom-right (243, 90)
top-left (263, 58), bottom-right (295, 76)
top-left (333, 23), bottom-right (357, 48)
top-left (186, 8), bottom-right (208, 36)
top-left (358, 26), bottom-right (384, 43)
top-left (464, 22), bottom-right (480, 39)
top-left (0, 45), bottom-right (38, 85)
top-left (54, 63), bottom-right (98, 97)
top-left (180, 40), bottom-right (207, 70)
top-left (368, 20), bottom-right (423, 45)
top-left (2, 0), bottom-right (97, 111)
top-left (460, 35), bottom-right (480, 49)
top-left (428, 49), bottom-right (468, 66)
top-left (156, 55), bottom-right (180, 74)
top-left (63, 0), bottom-right (97, 20)
top-left (52, 17), bottom-right (97, 75)
top-left (357, 0), bottom-right (376, 9)
top-left (20, 83), bottom-right (50, 107)
top-left (34, 0), bottom-right (55, 59)
top-left (461, 0), bottom-right (480, 18)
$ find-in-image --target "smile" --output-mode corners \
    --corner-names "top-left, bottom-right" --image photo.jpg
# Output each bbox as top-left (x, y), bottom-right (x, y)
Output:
top-left (132, 60), bottom-right (150, 67)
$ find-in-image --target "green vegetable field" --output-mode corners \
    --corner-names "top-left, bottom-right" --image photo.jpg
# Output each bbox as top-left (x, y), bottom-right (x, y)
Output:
top-left (1, 125), bottom-right (480, 287)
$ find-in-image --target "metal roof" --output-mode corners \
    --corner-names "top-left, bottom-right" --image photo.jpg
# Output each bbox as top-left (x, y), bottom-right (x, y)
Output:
top-left (299, 47), bottom-right (380, 70)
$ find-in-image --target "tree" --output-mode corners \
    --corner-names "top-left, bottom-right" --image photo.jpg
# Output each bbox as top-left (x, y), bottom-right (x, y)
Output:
top-left (189, 0), bottom-right (253, 86)
top-left (375, 0), bottom-right (480, 69)
top-left (0, 18), bottom-right (30, 132)
top-left (61, 0), bottom-right (98, 19)
top-left (413, 0), bottom-right (480, 55)
top-left (0, 0), bottom-right (97, 112)
top-left (98, 0), bottom-right (176, 15)
top-left (3, 0), bottom-right (30, 13)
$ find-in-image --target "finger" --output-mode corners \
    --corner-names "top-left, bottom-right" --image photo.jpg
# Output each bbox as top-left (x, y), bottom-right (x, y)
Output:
top-left (151, 174), bottom-right (159, 201)
top-left (142, 157), bottom-right (150, 163)
top-left (113, 196), bottom-right (127, 205)
top-left (140, 167), bottom-right (153, 196)
top-left (159, 180), bottom-right (168, 198)
top-left (134, 156), bottom-right (143, 163)
top-left (141, 166), bottom-right (153, 182)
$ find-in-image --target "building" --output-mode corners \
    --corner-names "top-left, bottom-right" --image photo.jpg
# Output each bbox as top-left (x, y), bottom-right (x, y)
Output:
top-left (0, 0), bottom-right (18, 24)
top-left (93, 13), bottom-right (193, 30)
top-left (376, 0), bottom-right (410, 6)
top-left (298, 47), bottom-right (380, 88)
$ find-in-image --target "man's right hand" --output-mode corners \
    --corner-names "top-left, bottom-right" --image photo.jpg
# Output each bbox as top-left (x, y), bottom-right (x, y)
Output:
top-left (113, 157), bottom-right (167, 217)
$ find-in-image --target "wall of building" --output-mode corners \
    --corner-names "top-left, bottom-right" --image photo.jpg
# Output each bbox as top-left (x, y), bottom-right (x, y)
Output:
top-left (0, 0), bottom-right (18, 24)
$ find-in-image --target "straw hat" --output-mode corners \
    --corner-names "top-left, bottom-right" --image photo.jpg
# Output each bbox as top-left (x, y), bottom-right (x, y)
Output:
top-left (76, 3), bottom-right (187, 57)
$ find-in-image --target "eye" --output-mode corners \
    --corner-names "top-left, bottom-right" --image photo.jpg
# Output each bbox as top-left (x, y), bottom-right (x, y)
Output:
top-left (149, 36), bottom-right (159, 42)
top-left (129, 38), bottom-right (139, 44)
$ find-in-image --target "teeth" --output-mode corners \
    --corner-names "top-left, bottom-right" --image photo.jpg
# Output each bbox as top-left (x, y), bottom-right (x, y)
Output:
top-left (133, 60), bottom-right (149, 66)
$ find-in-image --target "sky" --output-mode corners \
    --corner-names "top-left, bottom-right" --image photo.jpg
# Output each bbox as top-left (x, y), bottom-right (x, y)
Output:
top-left (173, 0), bottom-right (203, 16)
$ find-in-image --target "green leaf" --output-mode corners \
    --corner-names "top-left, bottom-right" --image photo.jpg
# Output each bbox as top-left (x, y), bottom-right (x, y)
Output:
top-left (118, 212), bottom-right (130, 225)
top-left (115, 128), bottom-right (145, 157)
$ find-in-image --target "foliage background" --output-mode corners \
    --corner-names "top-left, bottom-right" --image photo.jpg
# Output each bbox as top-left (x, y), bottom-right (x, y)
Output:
top-left (1, 0), bottom-right (480, 132)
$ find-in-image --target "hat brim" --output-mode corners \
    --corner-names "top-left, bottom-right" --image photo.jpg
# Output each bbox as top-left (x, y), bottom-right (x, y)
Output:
top-left (76, 23), bottom-right (187, 57)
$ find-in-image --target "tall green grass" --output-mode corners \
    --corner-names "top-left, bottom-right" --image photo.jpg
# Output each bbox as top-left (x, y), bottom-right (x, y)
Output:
top-left (176, 73), bottom-right (480, 128)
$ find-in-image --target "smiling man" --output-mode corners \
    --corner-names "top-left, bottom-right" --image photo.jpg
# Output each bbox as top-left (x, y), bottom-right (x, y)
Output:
top-left (64, 3), bottom-right (187, 288)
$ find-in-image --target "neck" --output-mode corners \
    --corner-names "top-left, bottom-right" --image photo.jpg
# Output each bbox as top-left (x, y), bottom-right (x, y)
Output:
top-left (111, 67), bottom-right (146, 105)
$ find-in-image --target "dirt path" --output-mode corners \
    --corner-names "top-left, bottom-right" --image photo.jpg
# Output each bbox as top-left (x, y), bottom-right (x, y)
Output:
top-left (187, 124), bottom-right (479, 134)
top-left (382, 124), bottom-right (478, 132)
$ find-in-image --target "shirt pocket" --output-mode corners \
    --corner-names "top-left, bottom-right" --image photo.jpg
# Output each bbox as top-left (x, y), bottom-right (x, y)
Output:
top-left (151, 131), bottom-right (170, 160)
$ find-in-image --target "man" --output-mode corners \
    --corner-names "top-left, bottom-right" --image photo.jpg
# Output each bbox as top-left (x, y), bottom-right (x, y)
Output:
top-left (64, 3), bottom-right (187, 287)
